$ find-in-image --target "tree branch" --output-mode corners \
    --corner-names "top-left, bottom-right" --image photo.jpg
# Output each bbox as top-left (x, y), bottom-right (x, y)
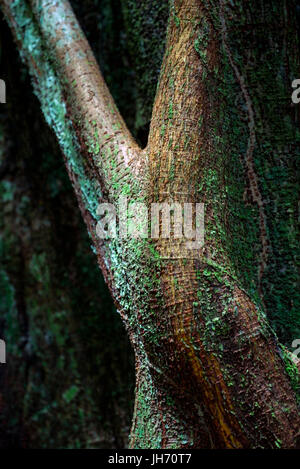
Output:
top-left (1, 0), bottom-right (145, 211)
top-left (0, 1), bottom-right (149, 330)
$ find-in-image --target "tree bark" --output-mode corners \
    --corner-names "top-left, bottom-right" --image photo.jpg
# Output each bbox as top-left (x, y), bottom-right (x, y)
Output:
top-left (1, 0), bottom-right (299, 448)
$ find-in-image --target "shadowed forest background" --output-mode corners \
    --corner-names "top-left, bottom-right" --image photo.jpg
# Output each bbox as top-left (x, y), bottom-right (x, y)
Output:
top-left (0, 0), bottom-right (299, 449)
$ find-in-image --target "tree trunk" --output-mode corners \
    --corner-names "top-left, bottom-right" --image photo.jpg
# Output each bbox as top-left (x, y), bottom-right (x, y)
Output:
top-left (1, 0), bottom-right (299, 448)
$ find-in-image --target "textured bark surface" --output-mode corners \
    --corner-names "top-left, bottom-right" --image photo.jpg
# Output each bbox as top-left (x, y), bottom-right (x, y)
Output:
top-left (1, 0), bottom-right (299, 449)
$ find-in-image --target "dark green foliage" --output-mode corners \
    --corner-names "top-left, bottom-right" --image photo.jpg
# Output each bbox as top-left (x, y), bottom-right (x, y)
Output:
top-left (224, 0), bottom-right (300, 344)
top-left (200, 0), bottom-right (300, 346)
top-left (120, 0), bottom-right (169, 141)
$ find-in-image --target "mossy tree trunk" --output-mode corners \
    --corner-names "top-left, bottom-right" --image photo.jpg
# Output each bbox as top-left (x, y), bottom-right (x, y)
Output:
top-left (1, 0), bottom-right (299, 448)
